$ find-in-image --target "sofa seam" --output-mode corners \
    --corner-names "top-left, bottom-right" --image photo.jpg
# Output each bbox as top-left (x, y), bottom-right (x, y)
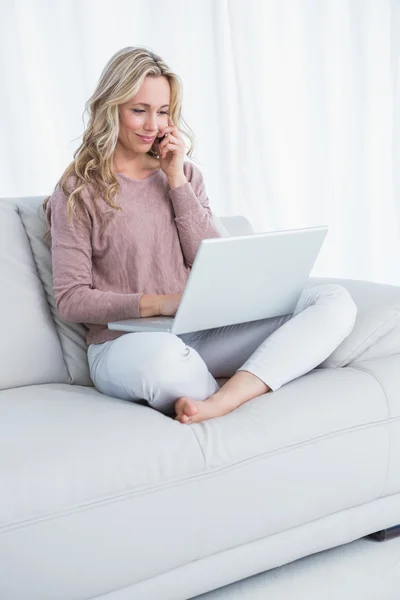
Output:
top-left (1, 414), bottom-right (398, 534)
top-left (349, 364), bottom-right (392, 498)
top-left (189, 426), bottom-right (207, 467)
top-left (367, 342), bottom-right (400, 360)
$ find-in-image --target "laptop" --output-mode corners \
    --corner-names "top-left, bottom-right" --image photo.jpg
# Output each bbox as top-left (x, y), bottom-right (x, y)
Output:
top-left (108, 225), bottom-right (328, 336)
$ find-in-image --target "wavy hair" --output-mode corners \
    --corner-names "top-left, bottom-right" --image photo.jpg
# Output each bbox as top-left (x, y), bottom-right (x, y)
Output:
top-left (41, 46), bottom-right (196, 244)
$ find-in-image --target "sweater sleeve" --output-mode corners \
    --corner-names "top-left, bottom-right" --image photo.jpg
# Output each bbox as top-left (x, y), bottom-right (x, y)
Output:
top-left (168, 162), bottom-right (223, 267)
top-left (47, 184), bottom-right (143, 324)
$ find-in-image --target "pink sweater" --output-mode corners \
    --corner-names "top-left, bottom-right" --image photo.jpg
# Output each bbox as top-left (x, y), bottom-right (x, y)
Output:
top-left (46, 161), bottom-right (223, 345)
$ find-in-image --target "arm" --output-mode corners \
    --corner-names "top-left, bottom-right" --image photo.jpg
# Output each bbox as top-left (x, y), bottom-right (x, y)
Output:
top-left (47, 185), bottom-right (146, 324)
top-left (139, 294), bottom-right (161, 317)
top-left (168, 163), bottom-right (222, 267)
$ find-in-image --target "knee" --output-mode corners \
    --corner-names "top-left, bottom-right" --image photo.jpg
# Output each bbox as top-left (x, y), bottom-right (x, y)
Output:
top-left (320, 284), bottom-right (358, 332)
top-left (96, 332), bottom-right (189, 383)
top-left (129, 333), bottom-right (190, 382)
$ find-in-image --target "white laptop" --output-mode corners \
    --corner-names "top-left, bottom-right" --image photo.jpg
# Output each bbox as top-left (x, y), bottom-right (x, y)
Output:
top-left (108, 225), bottom-right (328, 336)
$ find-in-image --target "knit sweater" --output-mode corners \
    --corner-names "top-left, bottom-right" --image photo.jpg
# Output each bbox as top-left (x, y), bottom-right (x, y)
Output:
top-left (46, 161), bottom-right (223, 345)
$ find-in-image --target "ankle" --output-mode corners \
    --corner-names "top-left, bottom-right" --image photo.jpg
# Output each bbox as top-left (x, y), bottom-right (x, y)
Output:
top-left (223, 370), bottom-right (270, 396)
top-left (209, 370), bottom-right (270, 412)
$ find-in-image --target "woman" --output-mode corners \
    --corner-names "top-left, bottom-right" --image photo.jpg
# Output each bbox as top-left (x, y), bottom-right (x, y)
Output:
top-left (42, 46), bottom-right (358, 425)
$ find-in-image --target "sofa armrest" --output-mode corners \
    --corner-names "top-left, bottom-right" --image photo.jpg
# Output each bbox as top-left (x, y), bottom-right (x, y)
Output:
top-left (308, 277), bottom-right (400, 367)
top-left (212, 214), bottom-right (255, 237)
top-left (308, 276), bottom-right (400, 311)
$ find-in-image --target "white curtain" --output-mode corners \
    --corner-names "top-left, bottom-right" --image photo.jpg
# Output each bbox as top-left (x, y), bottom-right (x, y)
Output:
top-left (1, 0), bottom-right (399, 284)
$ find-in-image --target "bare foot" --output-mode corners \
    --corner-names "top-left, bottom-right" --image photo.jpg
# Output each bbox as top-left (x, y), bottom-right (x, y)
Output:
top-left (174, 395), bottom-right (232, 424)
top-left (174, 370), bottom-right (271, 424)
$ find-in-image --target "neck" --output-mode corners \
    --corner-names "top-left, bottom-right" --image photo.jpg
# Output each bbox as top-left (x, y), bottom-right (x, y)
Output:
top-left (113, 141), bottom-right (150, 173)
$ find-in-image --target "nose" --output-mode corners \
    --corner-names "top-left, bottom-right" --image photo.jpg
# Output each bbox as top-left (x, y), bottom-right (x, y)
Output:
top-left (144, 113), bottom-right (158, 133)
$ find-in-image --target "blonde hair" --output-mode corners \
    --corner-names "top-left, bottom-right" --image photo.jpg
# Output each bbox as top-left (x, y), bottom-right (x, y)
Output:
top-left (42, 46), bottom-right (196, 243)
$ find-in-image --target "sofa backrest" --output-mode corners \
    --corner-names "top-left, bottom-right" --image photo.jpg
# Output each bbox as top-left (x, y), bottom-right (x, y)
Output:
top-left (0, 195), bottom-right (254, 391)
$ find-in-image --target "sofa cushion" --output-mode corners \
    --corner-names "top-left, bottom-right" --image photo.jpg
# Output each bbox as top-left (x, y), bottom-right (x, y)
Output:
top-left (308, 277), bottom-right (400, 368)
top-left (0, 359), bottom-right (394, 599)
top-left (217, 215), bottom-right (254, 236)
top-left (6, 196), bottom-right (94, 386)
top-left (0, 202), bottom-right (68, 389)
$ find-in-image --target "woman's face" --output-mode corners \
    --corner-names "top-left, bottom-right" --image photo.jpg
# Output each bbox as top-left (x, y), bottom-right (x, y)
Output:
top-left (118, 75), bottom-right (171, 153)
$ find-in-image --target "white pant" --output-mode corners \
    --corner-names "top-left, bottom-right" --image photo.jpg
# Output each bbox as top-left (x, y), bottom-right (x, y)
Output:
top-left (87, 284), bottom-right (357, 417)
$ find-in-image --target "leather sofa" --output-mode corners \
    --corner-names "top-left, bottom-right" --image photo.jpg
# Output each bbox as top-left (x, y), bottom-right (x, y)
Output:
top-left (1, 194), bottom-right (400, 600)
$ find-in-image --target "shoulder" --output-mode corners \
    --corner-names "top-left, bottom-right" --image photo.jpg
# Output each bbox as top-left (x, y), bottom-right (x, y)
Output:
top-left (51, 174), bottom-right (99, 207)
top-left (47, 175), bottom-right (93, 223)
top-left (49, 174), bottom-right (82, 203)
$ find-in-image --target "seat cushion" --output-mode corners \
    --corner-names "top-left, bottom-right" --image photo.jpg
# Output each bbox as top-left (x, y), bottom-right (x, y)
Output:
top-left (0, 201), bottom-right (68, 389)
top-left (0, 356), bottom-right (397, 599)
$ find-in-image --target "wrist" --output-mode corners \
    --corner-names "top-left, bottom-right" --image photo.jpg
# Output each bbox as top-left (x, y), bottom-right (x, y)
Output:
top-left (168, 175), bottom-right (187, 189)
top-left (139, 294), bottom-right (160, 317)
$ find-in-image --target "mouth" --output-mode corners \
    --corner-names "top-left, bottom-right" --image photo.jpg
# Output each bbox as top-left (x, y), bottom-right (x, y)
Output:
top-left (136, 134), bottom-right (156, 143)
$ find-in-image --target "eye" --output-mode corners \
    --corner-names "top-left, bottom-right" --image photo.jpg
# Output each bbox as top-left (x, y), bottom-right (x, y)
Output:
top-left (132, 109), bottom-right (169, 115)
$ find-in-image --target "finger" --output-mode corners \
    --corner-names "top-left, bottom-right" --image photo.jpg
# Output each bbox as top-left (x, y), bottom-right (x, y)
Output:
top-left (159, 133), bottom-right (179, 150)
top-left (156, 132), bottom-right (171, 152)
top-left (158, 125), bottom-right (175, 139)
top-left (159, 123), bottom-right (181, 141)
top-left (161, 133), bottom-right (183, 150)
top-left (160, 142), bottom-right (180, 158)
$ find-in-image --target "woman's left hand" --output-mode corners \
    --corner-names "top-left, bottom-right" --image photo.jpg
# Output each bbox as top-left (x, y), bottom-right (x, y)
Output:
top-left (155, 116), bottom-right (186, 180)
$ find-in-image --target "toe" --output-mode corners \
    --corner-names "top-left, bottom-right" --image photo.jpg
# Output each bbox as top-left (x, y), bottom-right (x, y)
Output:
top-left (174, 414), bottom-right (186, 424)
top-left (174, 398), bottom-right (185, 417)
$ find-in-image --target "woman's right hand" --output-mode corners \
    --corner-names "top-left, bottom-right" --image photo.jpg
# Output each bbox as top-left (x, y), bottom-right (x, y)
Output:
top-left (158, 293), bottom-right (183, 316)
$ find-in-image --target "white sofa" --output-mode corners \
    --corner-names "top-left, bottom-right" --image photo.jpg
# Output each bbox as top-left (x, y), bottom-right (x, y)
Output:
top-left (1, 194), bottom-right (400, 600)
